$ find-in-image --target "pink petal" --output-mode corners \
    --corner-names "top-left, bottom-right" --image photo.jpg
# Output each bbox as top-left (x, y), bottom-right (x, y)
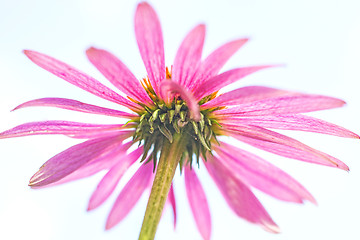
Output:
top-left (194, 66), bottom-right (272, 100)
top-left (204, 155), bottom-right (279, 233)
top-left (221, 114), bottom-right (359, 139)
top-left (216, 95), bottom-right (345, 116)
top-left (135, 2), bottom-right (165, 95)
top-left (29, 135), bottom-right (123, 187)
top-left (106, 162), bottom-right (153, 230)
top-left (86, 47), bottom-right (152, 103)
top-left (172, 24), bottom-right (205, 89)
top-left (215, 142), bottom-right (316, 204)
top-left (88, 147), bottom-right (143, 210)
top-left (201, 86), bottom-right (297, 109)
top-left (23, 50), bottom-right (140, 111)
top-left (223, 124), bottom-right (349, 170)
top-left (12, 98), bottom-right (137, 119)
top-left (185, 167), bottom-right (211, 240)
top-left (51, 142), bottom-right (132, 186)
top-left (167, 184), bottom-right (177, 229)
top-left (0, 121), bottom-right (131, 139)
top-left (190, 38), bottom-right (249, 91)
top-left (159, 80), bottom-right (201, 121)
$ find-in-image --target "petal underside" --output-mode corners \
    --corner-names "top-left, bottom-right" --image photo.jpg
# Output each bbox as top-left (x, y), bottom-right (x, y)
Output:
top-left (135, 2), bottom-right (165, 95)
top-left (23, 50), bottom-right (140, 111)
top-left (205, 155), bottom-right (280, 233)
top-left (194, 66), bottom-right (273, 100)
top-left (215, 142), bottom-right (316, 204)
top-left (106, 162), bottom-right (153, 230)
top-left (221, 114), bottom-right (359, 139)
top-left (215, 95), bottom-right (345, 116)
top-left (168, 184), bottom-right (177, 229)
top-left (0, 121), bottom-right (133, 139)
top-left (172, 24), bottom-right (205, 90)
top-left (190, 38), bottom-right (248, 91)
top-left (185, 167), bottom-right (212, 240)
top-left (13, 98), bottom-right (137, 119)
top-left (51, 142), bottom-right (132, 187)
top-left (88, 147), bottom-right (143, 210)
top-left (29, 135), bottom-right (124, 187)
top-left (86, 47), bottom-right (152, 103)
top-left (201, 86), bottom-right (297, 109)
top-left (223, 124), bottom-right (349, 170)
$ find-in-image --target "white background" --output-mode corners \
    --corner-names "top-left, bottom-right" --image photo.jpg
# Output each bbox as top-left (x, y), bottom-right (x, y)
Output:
top-left (0, 0), bottom-right (360, 239)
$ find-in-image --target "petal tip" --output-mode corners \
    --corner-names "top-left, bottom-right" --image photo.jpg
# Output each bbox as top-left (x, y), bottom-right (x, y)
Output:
top-left (262, 222), bottom-right (281, 234)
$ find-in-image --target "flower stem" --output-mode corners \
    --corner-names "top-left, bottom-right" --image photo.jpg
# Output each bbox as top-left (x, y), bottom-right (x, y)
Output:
top-left (138, 133), bottom-right (186, 240)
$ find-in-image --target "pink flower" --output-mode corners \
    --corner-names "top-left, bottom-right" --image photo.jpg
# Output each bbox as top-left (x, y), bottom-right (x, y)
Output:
top-left (0, 2), bottom-right (358, 240)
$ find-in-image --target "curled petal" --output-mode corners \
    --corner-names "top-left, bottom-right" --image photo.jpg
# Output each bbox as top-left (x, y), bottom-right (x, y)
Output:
top-left (194, 66), bottom-right (272, 100)
top-left (29, 135), bottom-right (123, 188)
top-left (135, 2), bottom-right (165, 94)
top-left (23, 50), bottom-right (140, 111)
top-left (215, 142), bottom-right (316, 204)
top-left (204, 155), bottom-right (279, 233)
top-left (106, 162), bottom-right (153, 230)
top-left (172, 24), bottom-right (205, 89)
top-left (221, 114), bottom-right (359, 139)
top-left (216, 95), bottom-right (345, 116)
top-left (0, 121), bottom-right (132, 139)
top-left (160, 80), bottom-right (201, 121)
top-left (86, 47), bottom-right (152, 103)
top-left (191, 38), bottom-right (249, 91)
top-left (223, 124), bottom-right (349, 170)
top-left (201, 86), bottom-right (297, 109)
top-left (12, 98), bottom-right (137, 119)
top-left (185, 167), bottom-right (211, 240)
top-left (88, 147), bottom-right (143, 210)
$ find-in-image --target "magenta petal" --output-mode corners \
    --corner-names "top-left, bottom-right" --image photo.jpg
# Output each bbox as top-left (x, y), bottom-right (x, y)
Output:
top-left (201, 86), bottom-right (296, 109)
top-left (172, 24), bottom-right (205, 89)
top-left (135, 2), bottom-right (165, 95)
top-left (221, 114), bottom-right (359, 139)
top-left (51, 142), bottom-right (132, 186)
top-left (204, 155), bottom-right (280, 233)
top-left (168, 184), bottom-right (177, 229)
top-left (191, 38), bottom-right (249, 91)
top-left (160, 80), bottom-right (201, 121)
top-left (185, 167), bottom-right (212, 240)
top-left (106, 162), bottom-right (153, 230)
top-left (13, 98), bottom-right (137, 119)
top-left (0, 121), bottom-right (131, 139)
top-left (215, 142), bottom-right (316, 204)
top-left (88, 147), bottom-right (143, 210)
top-left (86, 47), bottom-right (152, 103)
top-left (23, 50), bottom-right (140, 111)
top-left (194, 66), bottom-right (273, 100)
top-left (216, 95), bottom-right (345, 116)
top-left (29, 135), bottom-right (123, 187)
top-left (224, 124), bottom-right (349, 170)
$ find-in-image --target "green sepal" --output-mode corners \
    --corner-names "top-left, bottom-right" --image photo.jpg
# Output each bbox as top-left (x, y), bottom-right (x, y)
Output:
top-left (179, 111), bottom-right (186, 122)
top-left (175, 103), bottom-right (183, 114)
top-left (172, 120), bottom-right (180, 133)
top-left (191, 121), bottom-right (199, 135)
top-left (168, 110), bottom-right (175, 123)
top-left (158, 125), bottom-right (173, 143)
top-left (199, 113), bottom-right (205, 132)
top-left (152, 109), bottom-right (160, 121)
top-left (159, 113), bottom-right (167, 123)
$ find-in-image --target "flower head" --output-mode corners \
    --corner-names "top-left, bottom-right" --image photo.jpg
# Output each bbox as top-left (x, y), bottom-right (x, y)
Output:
top-left (1, 2), bottom-right (358, 240)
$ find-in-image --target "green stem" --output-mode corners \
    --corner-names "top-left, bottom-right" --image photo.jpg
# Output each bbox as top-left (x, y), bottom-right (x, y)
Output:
top-left (138, 133), bottom-right (186, 240)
